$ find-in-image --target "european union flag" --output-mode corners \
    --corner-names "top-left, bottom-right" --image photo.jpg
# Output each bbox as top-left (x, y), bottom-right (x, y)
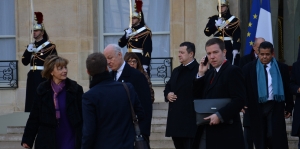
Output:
top-left (244, 0), bottom-right (260, 55)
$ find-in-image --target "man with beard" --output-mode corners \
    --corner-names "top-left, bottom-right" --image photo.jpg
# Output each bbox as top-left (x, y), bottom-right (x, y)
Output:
top-left (118, 0), bottom-right (152, 76)
top-left (204, 0), bottom-right (241, 66)
top-left (22, 12), bottom-right (57, 112)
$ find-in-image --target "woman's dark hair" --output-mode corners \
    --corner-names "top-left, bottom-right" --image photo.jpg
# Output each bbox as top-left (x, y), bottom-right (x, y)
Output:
top-left (124, 52), bottom-right (144, 73)
top-left (42, 55), bottom-right (69, 79)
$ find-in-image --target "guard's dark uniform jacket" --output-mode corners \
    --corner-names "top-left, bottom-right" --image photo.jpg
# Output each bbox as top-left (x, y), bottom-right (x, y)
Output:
top-left (204, 11), bottom-right (241, 65)
top-left (22, 38), bottom-right (57, 112)
top-left (118, 24), bottom-right (152, 73)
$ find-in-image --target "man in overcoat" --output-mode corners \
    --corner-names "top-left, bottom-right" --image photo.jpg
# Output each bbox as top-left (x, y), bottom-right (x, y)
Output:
top-left (164, 42), bottom-right (199, 148)
top-left (103, 44), bottom-right (152, 147)
top-left (239, 37), bottom-right (264, 149)
top-left (81, 52), bottom-right (145, 149)
top-left (290, 59), bottom-right (300, 148)
top-left (242, 41), bottom-right (294, 149)
top-left (192, 38), bottom-right (245, 149)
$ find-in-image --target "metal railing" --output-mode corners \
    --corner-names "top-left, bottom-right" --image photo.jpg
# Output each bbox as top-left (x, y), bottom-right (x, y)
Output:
top-left (149, 57), bottom-right (173, 85)
top-left (0, 60), bottom-right (18, 88)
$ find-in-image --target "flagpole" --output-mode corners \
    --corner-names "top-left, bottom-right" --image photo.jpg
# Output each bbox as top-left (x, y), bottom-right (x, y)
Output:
top-left (129, 0), bottom-right (132, 28)
top-left (218, 0), bottom-right (221, 18)
top-left (30, 0), bottom-right (34, 43)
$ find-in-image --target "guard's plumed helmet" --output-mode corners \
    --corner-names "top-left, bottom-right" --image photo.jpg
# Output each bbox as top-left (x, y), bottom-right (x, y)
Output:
top-left (33, 12), bottom-right (45, 30)
top-left (220, 0), bottom-right (229, 6)
top-left (132, 0), bottom-right (143, 19)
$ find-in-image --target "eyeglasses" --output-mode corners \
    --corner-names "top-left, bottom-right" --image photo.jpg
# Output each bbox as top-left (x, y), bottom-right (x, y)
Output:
top-left (127, 60), bottom-right (137, 64)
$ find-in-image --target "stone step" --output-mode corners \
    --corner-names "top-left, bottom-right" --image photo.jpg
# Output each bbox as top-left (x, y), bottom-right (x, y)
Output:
top-left (7, 126), bottom-right (24, 134)
top-left (150, 140), bottom-right (175, 149)
top-left (0, 142), bottom-right (23, 149)
top-left (0, 134), bottom-right (22, 142)
top-left (152, 110), bottom-right (168, 118)
top-left (151, 124), bottom-right (166, 133)
top-left (150, 132), bottom-right (171, 141)
top-left (153, 102), bottom-right (168, 110)
top-left (152, 117), bottom-right (167, 125)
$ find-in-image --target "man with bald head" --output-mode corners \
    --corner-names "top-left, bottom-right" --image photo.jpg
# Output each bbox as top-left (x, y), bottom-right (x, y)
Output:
top-left (103, 44), bottom-right (152, 148)
top-left (239, 38), bottom-right (265, 68)
top-left (240, 37), bottom-right (265, 149)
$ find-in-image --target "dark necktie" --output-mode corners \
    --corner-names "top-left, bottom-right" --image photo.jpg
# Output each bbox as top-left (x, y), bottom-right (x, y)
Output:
top-left (264, 65), bottom-right (269, 97)
top-left (210, 69), bottom-right (217, 84)
top-left (113, 71), bottom-right (117, 81)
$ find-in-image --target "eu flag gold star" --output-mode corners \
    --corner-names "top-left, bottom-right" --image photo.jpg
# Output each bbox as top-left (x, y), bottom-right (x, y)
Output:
top-left (247, 32), bottom-right (251, 37)
top-left (250, 41), bottom-right (254, 46)
top-left (253, 14), bottom-right (257, 19)
top-left (248, 22), bottom-right (252, 27)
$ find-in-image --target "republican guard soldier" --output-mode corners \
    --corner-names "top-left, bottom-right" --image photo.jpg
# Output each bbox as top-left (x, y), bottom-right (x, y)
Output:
top-left (204, 0), bottom-right (241, 66)
top-left (22, 12), bottom-right (57, 112)
top-left (119, 0), bottom-right (153, 76)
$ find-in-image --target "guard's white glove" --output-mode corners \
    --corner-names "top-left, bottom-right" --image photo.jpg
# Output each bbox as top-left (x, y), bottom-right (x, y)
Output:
top-left (32, 48), bottom-right (39, 53)
top-left (143, 65), bottom-right (148, 72)
top-left (125, 28), bottom-right (132, 39)
top-left (215, 18), bottom-right (223, 27)
top-left (26, 44), bottom-right (35, 52)
top-left (232, 49), bottom-right (239, 58)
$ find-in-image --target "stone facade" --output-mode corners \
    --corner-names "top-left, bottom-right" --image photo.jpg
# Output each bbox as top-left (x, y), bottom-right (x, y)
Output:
top-left (0, 0), bottom-right (262, 115)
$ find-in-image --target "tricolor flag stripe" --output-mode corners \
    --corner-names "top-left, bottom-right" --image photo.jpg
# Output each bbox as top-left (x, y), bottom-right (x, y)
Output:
top-left (256, 0), bottom-right (273, 44)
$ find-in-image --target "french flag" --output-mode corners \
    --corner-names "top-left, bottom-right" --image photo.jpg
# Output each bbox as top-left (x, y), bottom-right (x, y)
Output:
top-left (256, 0), bottom-right (273, 44)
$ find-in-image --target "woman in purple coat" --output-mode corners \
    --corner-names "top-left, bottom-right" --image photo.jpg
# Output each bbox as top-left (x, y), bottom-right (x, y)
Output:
top-left (21, 55), bottom-right (83, 149)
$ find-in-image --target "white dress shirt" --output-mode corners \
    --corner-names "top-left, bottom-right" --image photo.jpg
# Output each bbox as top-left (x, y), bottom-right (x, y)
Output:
top-left (116, 61), bottom-right (126, 81)
top-left (265, 62), bottom-right (273, 100)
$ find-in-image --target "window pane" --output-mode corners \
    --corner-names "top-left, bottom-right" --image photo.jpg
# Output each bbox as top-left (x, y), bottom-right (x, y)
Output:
top-left (103, 0), bottom-right (170, 33)
top-left (0, 39), bottom-right (16, 60)
top-left (0, 0), bottom-right (15, 35)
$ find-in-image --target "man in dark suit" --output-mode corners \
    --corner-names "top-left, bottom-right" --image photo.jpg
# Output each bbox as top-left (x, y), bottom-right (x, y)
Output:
top-left (242, 41), bottom-right (294, 149)
top-left (192, 38), bottom-right (246, 149)
top-left (239, 37), bottom-right (264, 149)
top-left (239, 38), bottom-right (265, 68)
top-left (290, 59), bottom-right (300, 148)
top-left (164, 42), bottom-right (199, 149)
top-left (81, 52), bottom-right (144, 149)
top-left (103, 44), bottom-right (152, 147)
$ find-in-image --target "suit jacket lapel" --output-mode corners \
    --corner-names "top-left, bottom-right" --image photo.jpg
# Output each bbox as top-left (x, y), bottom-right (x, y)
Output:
top-left (117, 63), bottom-right (131, 82)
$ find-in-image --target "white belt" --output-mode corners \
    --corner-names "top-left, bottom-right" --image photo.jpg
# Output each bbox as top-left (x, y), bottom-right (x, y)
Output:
top-left (30, 66), bottom-right (44, 70)
top-left (214, 37), bottom-right (232, 41)
top-left (128, 48), bottom-right (143, 54)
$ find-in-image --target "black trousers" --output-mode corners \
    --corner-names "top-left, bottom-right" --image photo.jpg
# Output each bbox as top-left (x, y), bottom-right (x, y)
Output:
top-left (262, 101), bottom-right (275, 149)
top-left (172, 137), bottom-right (194, 149)
top-left (244, 126), bottom-right (254, 149)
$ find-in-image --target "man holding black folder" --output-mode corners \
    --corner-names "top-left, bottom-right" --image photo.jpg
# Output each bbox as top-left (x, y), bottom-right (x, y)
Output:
top-left (192, 38), bottom-right (246, 149)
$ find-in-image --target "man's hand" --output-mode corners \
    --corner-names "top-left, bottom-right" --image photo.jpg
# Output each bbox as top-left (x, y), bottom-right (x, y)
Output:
top-left (27, 44), bottom-right (34, 52)
top-left (198, 56), bottom-right (210, 77)
top-left (215, 18), bottom-right (223, 27)
top-left (241, 106), bottom-right (248, 114)
top-left (167, 92), bottom-right (177, 102)
top-left (285, 111), bottom-right (291, 119)
top-left (125, 28), bottom-right (132, 39)
top-left (22, 143), bottom-right (30, 148)
top-left (232, 49), bottom-right (239, 59)
top-left (204, 114), bottom-right (220, 125)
